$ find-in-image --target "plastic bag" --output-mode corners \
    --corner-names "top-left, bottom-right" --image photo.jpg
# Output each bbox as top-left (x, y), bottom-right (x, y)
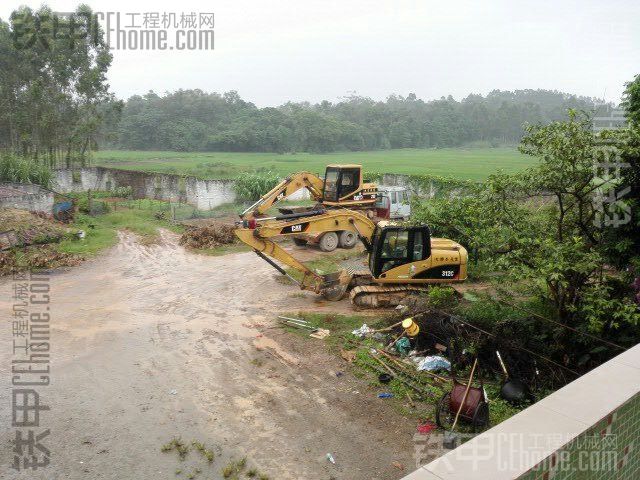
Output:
top-left (417, 355), bottom-right (451, 372)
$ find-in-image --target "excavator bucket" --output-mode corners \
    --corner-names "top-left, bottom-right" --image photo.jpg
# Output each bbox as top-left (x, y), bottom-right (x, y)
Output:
top-left (319, 270), bottom-right (352, 301)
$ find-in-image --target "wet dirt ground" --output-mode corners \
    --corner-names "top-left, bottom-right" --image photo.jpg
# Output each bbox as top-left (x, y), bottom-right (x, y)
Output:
top-left (0, 232), bottom-right (427, 479)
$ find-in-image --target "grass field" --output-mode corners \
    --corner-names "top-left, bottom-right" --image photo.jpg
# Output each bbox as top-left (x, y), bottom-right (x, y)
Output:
top-left (93, 147), bottom-right (535, 181)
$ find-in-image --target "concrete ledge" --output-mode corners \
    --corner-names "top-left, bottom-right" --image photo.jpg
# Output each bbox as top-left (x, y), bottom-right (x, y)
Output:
top-left (402, 343), bottom-right (640, 479)
top-left (0, 182), bottom-right (54, 213)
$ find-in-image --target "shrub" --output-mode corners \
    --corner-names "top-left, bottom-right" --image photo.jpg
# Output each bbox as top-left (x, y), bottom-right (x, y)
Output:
top-left (427, 285), bottom-right (457, 308)
top-left (0, 153), bottom-right (53, 188)
top-left (112, 185), bottom-right (133, 198)
top-left (234, 171), bottom-right (281, 201)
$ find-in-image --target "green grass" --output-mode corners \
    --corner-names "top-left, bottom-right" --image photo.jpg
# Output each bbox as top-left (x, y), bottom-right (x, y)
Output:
top-left (280, 311), bottom-right (383, 358)
top-left (92, 148), bottom-right (534, 181)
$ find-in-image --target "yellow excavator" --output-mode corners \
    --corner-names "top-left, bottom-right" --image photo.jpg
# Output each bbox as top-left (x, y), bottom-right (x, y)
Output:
top-left (241, 164), bottom-right (378, 220)
top-left (235, 209), bottom-right (468, 307)
top-left (240, 164), bottom-right (397, 252)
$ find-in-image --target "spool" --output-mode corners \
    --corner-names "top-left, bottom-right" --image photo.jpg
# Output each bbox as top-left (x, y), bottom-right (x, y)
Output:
top-left (402, 317), bottom-right (420, 337)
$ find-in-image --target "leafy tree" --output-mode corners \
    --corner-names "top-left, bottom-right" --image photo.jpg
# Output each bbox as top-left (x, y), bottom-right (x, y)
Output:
top-left (413, 111), bottom-right (640, 360)
top-left (622, 74), bottom-right (640, 125)
top-left (0, 5), bottom-right (117, 166)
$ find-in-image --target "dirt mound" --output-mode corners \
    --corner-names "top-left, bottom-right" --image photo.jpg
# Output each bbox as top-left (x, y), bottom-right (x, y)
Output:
top-left (0, 208), bottom-right (68, 247)
top-left (179, 222), bottom-right (237, 249)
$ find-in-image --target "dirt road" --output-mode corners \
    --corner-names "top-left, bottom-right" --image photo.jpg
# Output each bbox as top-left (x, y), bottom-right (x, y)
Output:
top-left (0, 232), bottom-right (424, 479)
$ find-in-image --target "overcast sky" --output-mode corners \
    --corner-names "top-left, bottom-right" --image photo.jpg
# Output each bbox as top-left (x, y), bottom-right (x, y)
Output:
top-left (2, 0), bottom-right (639, 106)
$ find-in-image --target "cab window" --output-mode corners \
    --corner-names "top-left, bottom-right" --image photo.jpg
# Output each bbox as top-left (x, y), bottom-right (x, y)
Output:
top-left (341, 171), bottom-right (354, 186)
top-left (412, 230), bottom-right (426, 261)
top-left (323, 168), bottom-right (339, 201)
top-left (372, 227), bottom-right (431, 277)
top-left (381, 230), bottom-right (408, 258)
top-left (379, 230), bottom-right (408, 273)
top-left (339, 168), bottom-right (360, 197)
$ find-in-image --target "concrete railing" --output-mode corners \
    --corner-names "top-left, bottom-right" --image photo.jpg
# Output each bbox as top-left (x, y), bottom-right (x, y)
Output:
top-left (402, 344), bottom-right (640, 480)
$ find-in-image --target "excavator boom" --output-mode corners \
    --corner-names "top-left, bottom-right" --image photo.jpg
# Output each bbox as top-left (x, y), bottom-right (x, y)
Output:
top-left (241, 172), bottom-right (325, 219)
top-left (235, 210), bottom-right (375, 293)
top-left (240, 165), bottom-right (380, 224)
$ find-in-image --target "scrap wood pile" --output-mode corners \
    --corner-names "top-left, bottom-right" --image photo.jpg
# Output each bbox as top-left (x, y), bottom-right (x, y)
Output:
top-left (0, 209), bottom-right (82, 275)
top-left (179, 222), bottom-right (237, 249)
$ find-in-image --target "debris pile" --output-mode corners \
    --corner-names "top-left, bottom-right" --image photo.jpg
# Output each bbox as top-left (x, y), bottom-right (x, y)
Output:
top-left (342, 311), bottom-right (494, 441)
top-left (179, 223), bottom-right (236, 249)
top-left (0, 208), bottom-right (68, 248)
top-left (0, 245), bottom-right (82, 275)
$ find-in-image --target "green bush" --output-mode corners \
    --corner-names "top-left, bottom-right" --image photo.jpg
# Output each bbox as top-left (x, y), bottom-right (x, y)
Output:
top-left (234, 171), bottom-right (281, 201)
top-left (427, 285), bottom-right (457, 308)
top-left (112, 185), bottom-right (133, 198)
top-left (0, 153), bottom-right (53, 188)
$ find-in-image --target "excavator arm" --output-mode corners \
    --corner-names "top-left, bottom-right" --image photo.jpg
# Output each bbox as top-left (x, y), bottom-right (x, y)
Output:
top-left (240, 171), bottom-right (325, 220)
top-left (235, 210), bottom-right (376, 294)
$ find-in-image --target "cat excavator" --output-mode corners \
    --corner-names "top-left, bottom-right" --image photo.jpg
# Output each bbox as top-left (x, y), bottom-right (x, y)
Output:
top-left (239, 164), bottom-right (410, 252)
top-left (235, 209), bottom-right (468, 307)
top-left (240, 164), bottom-right (378, 220)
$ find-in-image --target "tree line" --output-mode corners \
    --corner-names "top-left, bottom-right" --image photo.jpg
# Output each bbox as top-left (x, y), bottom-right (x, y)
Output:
top-left (0, 3), bottom-right (621, 163)
top-left (111, 89), bottom-right (605, 153)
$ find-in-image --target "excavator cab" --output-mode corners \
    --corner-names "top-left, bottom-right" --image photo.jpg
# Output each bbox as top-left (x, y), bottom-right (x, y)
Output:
top-left (369, 224), bottom-right (431, 277)
top-left (322, 165), bottom-right (374, 203)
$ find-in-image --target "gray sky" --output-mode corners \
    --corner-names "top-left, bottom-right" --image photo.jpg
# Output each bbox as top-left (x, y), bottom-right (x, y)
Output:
top-left (2, 0), bottom-right (639, 106)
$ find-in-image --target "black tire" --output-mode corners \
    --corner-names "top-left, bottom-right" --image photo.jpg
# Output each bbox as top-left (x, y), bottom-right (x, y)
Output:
top-left (293, 237), bottom-right (308, 246)
top-left (435, 392), bottom-right (453, 429)
top-left (318, 232), bottom-right (339, 252)
top-left (338, 230), bottom-right (357, 249)
top-left (472, 401), bottom-right (490, 432)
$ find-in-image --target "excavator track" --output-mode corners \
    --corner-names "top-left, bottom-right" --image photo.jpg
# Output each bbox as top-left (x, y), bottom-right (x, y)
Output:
top-left (349, 285), bottom-right (431, 308)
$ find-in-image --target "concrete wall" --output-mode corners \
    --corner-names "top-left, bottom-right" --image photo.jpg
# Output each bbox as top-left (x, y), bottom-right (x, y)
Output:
top-left (52, 169), bottom-right (470, 211)
top-left (0, 182), bottom-right (54, 214)
top-left (54, 167), bottom-right (310, 210)
top-left (402, 343), bottom-right (640, 480)
top-left (54, 167), bottom-right (237, 210)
